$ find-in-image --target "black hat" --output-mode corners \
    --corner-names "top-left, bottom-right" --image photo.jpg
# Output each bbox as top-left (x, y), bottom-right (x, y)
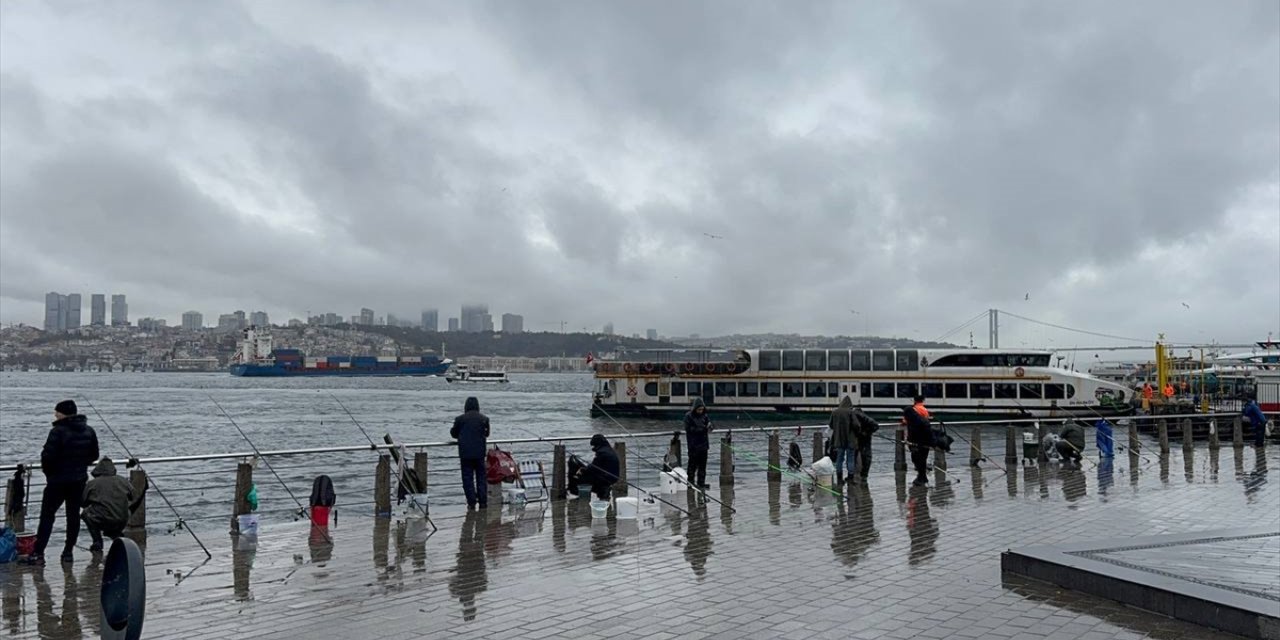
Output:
top-left (590, 434), bottom-right (609, 450)
top-left (55, 400), bottom-right (77, 416)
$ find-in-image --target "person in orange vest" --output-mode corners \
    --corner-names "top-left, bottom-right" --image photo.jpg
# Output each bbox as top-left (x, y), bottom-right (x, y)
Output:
top-left (1162, 383), bottom-right (1175, 401)
top-left (1142, 383), bottom-right (1154, 400)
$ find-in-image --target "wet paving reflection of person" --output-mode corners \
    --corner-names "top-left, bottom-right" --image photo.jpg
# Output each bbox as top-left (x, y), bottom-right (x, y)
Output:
top-left (830, 483), bottom-right (879, 573)
top-left (905, 485), bottom-right (938, 566)
top-left (33, 564), bottom-right (82, 639)
top-left (1062, 468), bottom-right (1088, 504)
top-left (449, 511), bottom-right (488, 622)
top-left (683, 491), bottom-right (713, 580)
top-left (767, 480), bottom-right (781, 526)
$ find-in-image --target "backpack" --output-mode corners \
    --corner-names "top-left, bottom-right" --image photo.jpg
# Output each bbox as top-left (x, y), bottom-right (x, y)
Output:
top-left (0, 527), bottom-right (15, 563)
top-left (932, 427), bottom-right (954, 453)
top-left (787, 442), bottom-right (803, 470)
top-left (662, 434), bottom-right (682, 471)
top-left (486, 448), bottom-right (518, 484)
top-left (310, 475), bottom-right (336, 508)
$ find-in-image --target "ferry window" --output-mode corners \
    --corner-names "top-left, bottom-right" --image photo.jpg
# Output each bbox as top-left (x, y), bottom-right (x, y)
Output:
top-left (782, 350), bottom-right (805, 371)
top-left (1019, 383), bottom-right (1042, 399)
top-left (738, 381), bottom-right (759, 397)
top-left (805, 350), bottom-right (827, 371)
top-left (1044, 383), bottom-right (1065, 400)
top-left (896, 350), bottom-right (919, 372)
top-left (970, 383), bottom-right (993, 398)
top-left (645, 382), bottom-right (658, 396)
top-left (828, 382), bottom-right (839, 398)
top-left (828, 350), bottom-right (850, 371)
top-left (995, 383), bottom-right (1018, 399)
top-left (759, 350), bottom-right (782, 371)
top-left (872, 382), bottom-right (895, 398)
top-left (687, 382), bottom-right (701, 397)
top-left (922, 383), bottom-right (943, 399)
top-left (671, 382), bottom-right (686, 397)
top-left (851, 350), bottom-right (871, 371)
top-left (762, 382), bottom-right (782, 398)
top-left (860, 382), bottom-right (871, 397)
top-left (783, 382), bottom-right (804, 398)
top-left (945, 383), bottom-right (968, 399)
top-left (872, 350), bottom-right (895, 371)
top-left (1066, 384), bottom-right (1076, 399)
top-left (897, 382), bottom-right (919, 398)
top-left (715, 382), bottom-right (736, 397)
top-left (806, 382), bottom-right (826, 398)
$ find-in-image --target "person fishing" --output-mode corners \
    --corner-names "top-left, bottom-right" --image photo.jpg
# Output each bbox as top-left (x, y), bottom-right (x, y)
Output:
top-left (901, 395), bottom-right (933, 487)
top-left (81, 457), bottom-right (143, 553)
top-left (450, 397), bottom-right (490, 510)
top-left (828, 397), bottom-right (857, 486)
top-left (31, 400), bottom-right (99, 565)
top-left (1243, 397), bottom-right (1269, 448)
top-left (683, 397), bottom-right (712, 489)
top-left (568, 434), bottom-right (620, 500)
top-left (1056, 422), bottom-right (1086, 468)
top-left (852, 404), bottom-right (879, 482)
top-left (1094, 417), bottom-right (1115, 458)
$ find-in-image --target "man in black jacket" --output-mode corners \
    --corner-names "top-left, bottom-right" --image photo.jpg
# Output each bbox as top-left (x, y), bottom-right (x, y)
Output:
top-left (683, 397), bottom-right (712, 489)
top-left (32, 400), bottom-right (99, 564)
top-left (568, 434), bottom-right (620, 500)
top-left (852, 406), bottom-right (879, 481)
top-left (450, 397), bottom-right (490, 509)
top-left (902, 397), bottom-right (933, 487)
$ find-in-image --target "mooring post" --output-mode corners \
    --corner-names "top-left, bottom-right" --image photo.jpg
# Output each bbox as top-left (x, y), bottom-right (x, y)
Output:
top-left (1128, 420), bottom-right (1140, 456)
top-left (551, 444), bottom-right (567, 500)
top-left (767, 432), bottom-right (781, 481)
top-left (3, 472), bottom-right (25, 532)
top-left (671, 434), bottom-right (682, 469)
top-left (127, 468), bottom-right (147, 534)
top-left (719, 436), bottom-right (734, 486)
top-left (1181, 419), bottom-right (1193, 451)
top-left (1004, 425), bottom-right (1018, 466)
top-left (231, 459), bottom-right (253, 534)
top-left (935, 443), bottom-right (948, 471)
top-left (1037, 421), bottom-right (1048, 464)
top-left (1209, 419), bottom-right (1220, 450)
top-left (1158, 419), bottom-right (1170, 454)
top-left (613, 441), bottom-right (628, 496)
top-left (970, 426), bottom-right (983, 466)
top-left (895, 427), bottom-right (907, 471)
top-left (374, 454), bottom-right (392, 518)
top-left (413, 451), bottom-right (429, 495)
top-left (812, 431), bottom-right (824, 464)
top-left (1232, 417), bottom-right (1244, 448)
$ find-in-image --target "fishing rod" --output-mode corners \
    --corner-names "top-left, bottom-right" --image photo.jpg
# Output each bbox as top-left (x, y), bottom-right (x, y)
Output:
top-left (933, 418), bottom-right (1007, 474)
top-left (868, 430), bottom-right (962, 486)
top-left (85, 401), bottom-right (211, 559)
top-left (1078, 404), bottom-right (1155, 463)
top-left (327, 393), bottom-right (436, 528)
top-left (209, 396), bottom-right (314, 527)
top-left (728, 407), bottom-right (848, 497)
top-left (591, 402), bottom-right (736, 512)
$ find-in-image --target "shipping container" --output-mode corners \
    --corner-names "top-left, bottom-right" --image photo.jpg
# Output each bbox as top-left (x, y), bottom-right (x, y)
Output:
top-left (377, 356), bottom-right (398, 363)
top-left (327, 356), bottom-right (349, 364)
top-left (305, 358), bottom-right (322, 367)
top-left (338, 362), bottom-right (352, 368)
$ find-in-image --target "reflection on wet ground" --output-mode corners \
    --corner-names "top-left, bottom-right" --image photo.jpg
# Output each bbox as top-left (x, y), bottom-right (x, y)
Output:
top-left (3, 443), bottom-right (1277, 640)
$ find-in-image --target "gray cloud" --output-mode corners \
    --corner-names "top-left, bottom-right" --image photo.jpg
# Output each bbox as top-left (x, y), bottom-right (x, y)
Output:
top-left (1, 1), bottom-right (1276, 346)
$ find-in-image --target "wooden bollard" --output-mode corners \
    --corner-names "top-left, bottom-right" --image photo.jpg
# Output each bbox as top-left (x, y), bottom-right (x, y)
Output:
top-left (231, 460), bottom-right (253, 534)
top-left (1181, 419), bottom-right (1193, 451)
top-left (1004, 426), bottom-right (1018, 466)
top-left (374, 454), bottom-right (392, 517)
top-left (935, 445), bottom-right (947, 471)
top-left (969, 426), bottom-right (983, 466)
top-left (812, 431), bottom-right (824, 464)
top-left (1128, 420), bottom-right (1140, 456)
top-left (719, 436), bottom-right (734, 486)
top-left (613, 441), bottom-right (628, 496)
top-left (1158, 419), bottom-right (1170, 454)
top-left (413, 451), bottom-right (429, 494)
top-left (671, 435), bottom-right (682, 469)
top-left (895, 427), bottom-right (907, 471)
top-left (551, 444), bottom-right (566, 500)
top-left (3, 473), bottom-right (25, 532)
top-left (767, 432), bottom-right (781, 482)
top-left (127, 468), bottom-right (147, 533)
top-left (1037, 421), bottom-right (1048, 463)
top-left (1233, 417), bottom-right (1244, 448)
top-left (1209, 419), bottom-right (1220, 450)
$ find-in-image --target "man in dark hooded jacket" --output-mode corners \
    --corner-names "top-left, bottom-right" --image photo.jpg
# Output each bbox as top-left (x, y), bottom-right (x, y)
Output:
top-left (901, 398), bottom-right (933, 487)
top-left (1056, 423), bottom-right (1085, 467)
top-left (81, 458), bottom-right (137, 552)
top-left (450, 397), bottom-right (490, 509)
top-left (33, 400), bottom-right (99, 564)
top-left (569, 434), bottom-right (620, 500)
top-left (852, 406), bottom-right (879, 481)
top-left (683, 397), bottom-right (712, 488)
top-left (829, 397), bottom-right (857, 485)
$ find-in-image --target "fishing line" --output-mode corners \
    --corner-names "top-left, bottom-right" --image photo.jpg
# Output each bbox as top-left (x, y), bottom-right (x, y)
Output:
top-left (868, 431), bottom-right (962, 486)
top-left (937, 419), bottom-right (1007, 474)
top-left (329, 393), bottom-right (436, 532)
top-left (85, 400), bottom-right (212, 559)
top-left (727, 406), bottom-right (847, 497)
top-left (209, 395), bottom-right (315, 528)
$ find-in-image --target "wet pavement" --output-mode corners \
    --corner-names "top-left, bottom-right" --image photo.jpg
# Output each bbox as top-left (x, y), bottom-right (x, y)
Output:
top-left (3, 442), bottom-right (1278, 640)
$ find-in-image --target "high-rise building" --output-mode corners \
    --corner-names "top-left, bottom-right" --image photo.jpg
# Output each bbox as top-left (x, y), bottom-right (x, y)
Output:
top-left (137, 317), bottom-right (166, 332)
top-left (90, 294), bottom-right (106, 326)
top-left (602, 322), bottom-right (614, 336)
top-left (482, 314), bottom-right (493, 332)
top-left (182, 311), bottom-right (204, 330)
top-left (217, 314), bottom-right (238, 330)
top-left (460, 304), bottom-right (489, 333)
top-left (111, 294), bottom-right (128, 326)
top-left (448, 317), bottom-right (460, 332)
top-left (44, 292), bottom-right (63, 332)
top-left (66, 294), bottom-right (81, 329)
top-left (324, 313), bottom-right (341, 326)
top-left (249, 311), bottom-right (269, 327)
top-left (233, 310), bottom-right (246, 329)
top-left (501, 313), bottom-right (524, 334)
top-left (421, 309), bottom-right (438, 332)
top-left (359, 308), bottom-right (374, 325)
top-left (386, 313), bottom-right (399, 327)
top-left (646, 329), bottom-right (658, 341)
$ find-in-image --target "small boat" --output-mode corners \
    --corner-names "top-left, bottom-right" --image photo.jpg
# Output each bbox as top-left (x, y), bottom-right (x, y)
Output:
top-left (446, 364), bottom-right (509, 384)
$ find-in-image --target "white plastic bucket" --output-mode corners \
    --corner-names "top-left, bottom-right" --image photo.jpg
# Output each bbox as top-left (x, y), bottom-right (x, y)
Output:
top-left (815, 474), bottom-right (834, 488)
top-left (615, 497), bottom-right (639, 520)
top-left (237, 513), bottom-right (260, 536)
top-left (403, 493), bottom-right (430, 519)
top-left (589, 500), bottom-right (609, 519)
top-left (660, 468), bottom-right (686, 493)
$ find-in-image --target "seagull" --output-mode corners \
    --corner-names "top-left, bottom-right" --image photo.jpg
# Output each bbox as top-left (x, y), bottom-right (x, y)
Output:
top-left (1181, 302), bottom-right (1190, 309)
top-left (702, 232), bottom-right (725, 240)
top-left (1024, 293), bottom-right (1030, 301)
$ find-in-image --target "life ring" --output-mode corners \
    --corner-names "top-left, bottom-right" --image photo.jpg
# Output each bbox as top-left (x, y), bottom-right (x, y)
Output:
top-left (623, 363), bottom-right (633, 374)
top-left (1014, 367), bottom-right (1025, 378)
top-left (685, 363), bottom-right (696, 373)
top-left (705, 363), bottom-right (715, 373)
top-left (665, 364), bottom-right (677, 375)
top-left (726, 363), bottom-right (737, 373)
top-left (643, 362), bottom-right (655, 373)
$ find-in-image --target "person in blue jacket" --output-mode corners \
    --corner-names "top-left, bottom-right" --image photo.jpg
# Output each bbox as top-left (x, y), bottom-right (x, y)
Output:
top-left (1243, 398), bottom-right (1269, 447)
top-left (450, 397), bottom-right (490, 509)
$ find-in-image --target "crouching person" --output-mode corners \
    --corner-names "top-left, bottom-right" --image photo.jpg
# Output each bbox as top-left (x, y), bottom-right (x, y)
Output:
top-left (81, 458), bottom-right (142, 552)
top-left (568, 434), bottom-right (620, 500)
top-left (1056, 423), bottom-right (1085, 467)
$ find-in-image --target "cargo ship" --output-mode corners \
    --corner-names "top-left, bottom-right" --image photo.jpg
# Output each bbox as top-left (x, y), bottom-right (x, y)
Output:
top-left (228, 328), bottom-right (450, 377)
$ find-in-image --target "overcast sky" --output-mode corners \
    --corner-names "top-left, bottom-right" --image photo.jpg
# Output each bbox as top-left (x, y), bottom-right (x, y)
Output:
top-left (1, 1), bottom-right (1277, 348)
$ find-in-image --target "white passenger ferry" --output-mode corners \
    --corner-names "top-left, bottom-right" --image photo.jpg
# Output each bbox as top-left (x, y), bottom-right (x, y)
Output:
top-left (590, 348), bottom-right (1132, 419)
top-left (446, 364), bottom-right (510, 384)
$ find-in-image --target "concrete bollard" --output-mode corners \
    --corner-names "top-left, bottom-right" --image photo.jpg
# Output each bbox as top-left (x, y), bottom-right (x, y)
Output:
top-left (1158, 420), bottom-right (1170, 454)
top-left (1005, 426), bottom-right (1018, 466)
top-left (1181, 419), bottom-right (1193, 451)
top-left (1128, 420), bottom-right (1140, 456)
top-left (613, 441), bottom-right (628, 496)
top-left (374, 454), bottom-right (392, 518)
top-left (767, 432), bottom-right (781, 482)
top-left (1233, 417), bottom-right (1244, 448)
top-left (551, 444), bottom-right (567, 500)
top-left (414, 452), bottom-right (429, 495)
top-left (127, 468), bottom-right (147, 534)
top-left (895, 427), bottom-right (907, 471)
top-left (970, 426), bottom-right (983, 466)
top-left (719, 436), bottom-right (734, 486)
top-left (231, 459), bottom-right (253, 534)
top-left (1209, 419), bottom-right (1220, 450)
top-left (812, 432), bottom-right (824, 464)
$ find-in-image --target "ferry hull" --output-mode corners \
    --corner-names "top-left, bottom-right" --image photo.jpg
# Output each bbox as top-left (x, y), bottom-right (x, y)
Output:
top-left (591, 401), bottom-right (1132, 422)
top-left (230, 363), bottom-right (450, 377)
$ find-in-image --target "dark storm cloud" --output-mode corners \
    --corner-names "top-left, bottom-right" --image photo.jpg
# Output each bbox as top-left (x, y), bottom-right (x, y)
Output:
top-left (1, 1), bottom-right (1276, 345)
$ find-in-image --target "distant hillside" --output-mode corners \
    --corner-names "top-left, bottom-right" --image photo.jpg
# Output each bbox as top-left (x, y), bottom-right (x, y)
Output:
top-left (359, 326), bottom-right (681, 358)
top-left (670, 333), bottom-right (960, 349)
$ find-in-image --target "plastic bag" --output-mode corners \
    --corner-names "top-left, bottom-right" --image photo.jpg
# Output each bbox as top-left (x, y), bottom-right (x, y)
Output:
top-left (811, 456), bottom-right (835, 476)
top-left (246, 484), bottom-right (259, 512)
top-left (0, 527), bottom-right (16, 563)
